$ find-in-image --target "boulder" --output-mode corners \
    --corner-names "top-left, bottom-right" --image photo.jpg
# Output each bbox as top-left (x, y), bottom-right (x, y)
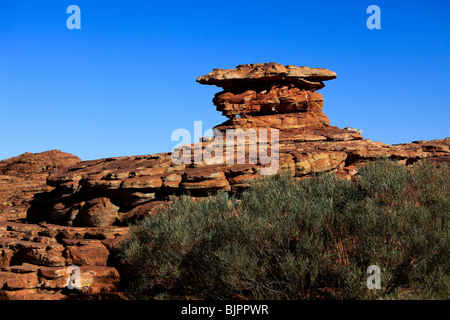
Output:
top-left (0, 150), bottom-right (81, 220)
top-left (196, 62), bottom-right (336, 90)
top-left (81, 198), bottom-right (119, 227)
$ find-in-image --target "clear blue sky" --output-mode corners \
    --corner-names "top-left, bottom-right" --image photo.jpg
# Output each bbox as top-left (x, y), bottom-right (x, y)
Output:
top-left (0, 0), bottom-right (449, 161)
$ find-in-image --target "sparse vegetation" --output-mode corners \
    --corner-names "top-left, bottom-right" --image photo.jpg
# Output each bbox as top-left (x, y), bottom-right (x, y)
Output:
top-left (118, 160), bottom-right (450, 300)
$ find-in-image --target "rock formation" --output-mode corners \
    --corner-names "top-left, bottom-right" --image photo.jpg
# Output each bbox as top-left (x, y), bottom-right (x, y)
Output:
top-left (0, 220), bottom-right (127, 299)
top-left (0, 151), bottom-right (127, 299)
top-left (25, 63), bottom-right (450, 229)
top-left (197, 63), bottom-right (336, 132)
top-left (0, 63), bottom-right (449, 299)
top-left (0, 151), bottom-right (81, 220)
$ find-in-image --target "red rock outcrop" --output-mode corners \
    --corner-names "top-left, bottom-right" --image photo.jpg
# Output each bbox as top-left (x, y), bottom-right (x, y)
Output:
top-left (0, 150), bottom-right (81, 220)
top-left (0, 220), bottom-right (127, 300)
top-left (196, 63), bottom-right (337, 90)
top-left (24, 63), bottom-right (450, 229)
top-left (0, 151), bottom-right (126, 299)
top-left (0, 63), bottom-right (449, 300)
top-left (199, 63), bottom-right (336, 136)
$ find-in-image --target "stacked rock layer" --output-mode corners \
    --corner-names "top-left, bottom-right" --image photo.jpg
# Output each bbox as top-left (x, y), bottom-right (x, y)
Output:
top-left (0, 151), bottom-right (126, 299)
top-left (198, 63), bottom-right (336, 135)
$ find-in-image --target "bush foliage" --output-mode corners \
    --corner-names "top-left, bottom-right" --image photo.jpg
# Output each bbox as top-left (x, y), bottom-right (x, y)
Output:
top-left (118, 160), bottom-right (449, 299)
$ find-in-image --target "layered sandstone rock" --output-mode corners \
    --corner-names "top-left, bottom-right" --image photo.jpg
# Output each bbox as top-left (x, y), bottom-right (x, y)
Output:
top-left (23, 137), bottom-right (450, 228)
top-left (23, 63), bottom-right (450, 229)
top-left (0, 151), bottom-right (126, 299)
top-left (0, 63), bottom-right (449, 300)
top-left (196, 63), bottom-right (337, 90)
top-left (198, 63), bottom-right (336, 136)
top-left (0, 150), bottom-right (81, 220)
top-left (0, 220), bottom-right (127, 300)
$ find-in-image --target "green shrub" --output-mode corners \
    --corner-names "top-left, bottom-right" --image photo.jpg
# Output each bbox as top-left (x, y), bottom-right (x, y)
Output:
top-left (117, 160), bottom-right (449, 299)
